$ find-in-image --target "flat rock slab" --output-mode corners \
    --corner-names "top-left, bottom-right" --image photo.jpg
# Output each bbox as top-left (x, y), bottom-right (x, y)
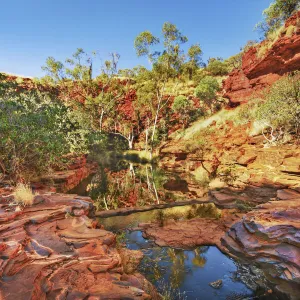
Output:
top-left (221, 198), bottom-right (300, 299)
top-left (277, 189), bottom-right (300, 200)
top-left (141, 209), bottom-right (242, 249)
top-left (0, 193), bottom-right (156, 300)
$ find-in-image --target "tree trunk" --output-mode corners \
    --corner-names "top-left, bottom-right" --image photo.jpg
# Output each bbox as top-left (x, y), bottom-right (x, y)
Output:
top-left (99, 109), bottom-right (104, 133)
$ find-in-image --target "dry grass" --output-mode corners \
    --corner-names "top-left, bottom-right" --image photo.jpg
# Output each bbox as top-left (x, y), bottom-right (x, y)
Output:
top-left (173, 108), bottom-right (239, 141)
top-left (286, 25), bottom-right (296, 37)
top-left (257, 24), bottom-right (296, 59)
top-left (13, 183), bottom-right (35, 206)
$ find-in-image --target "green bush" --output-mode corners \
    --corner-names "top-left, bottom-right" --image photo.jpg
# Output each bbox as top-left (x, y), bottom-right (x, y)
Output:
top-left (172, 95), bottom-right (190, 112)
top-left (206, 59), bottom-right (229, 76)
top-left (0, 89), bottom-right (87, 181)
top-left (255, 72), bottom-right (300, 139)
top-left (194, 76), bottom-right (220, 108)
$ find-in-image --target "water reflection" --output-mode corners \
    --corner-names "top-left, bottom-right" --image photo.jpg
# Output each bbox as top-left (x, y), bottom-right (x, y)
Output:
top-left (123, 230), bottom-right (253, 300)
top-left (99, 203), bottom-right (221, 231)
top-left (70, 152), bottom-right (198, 209)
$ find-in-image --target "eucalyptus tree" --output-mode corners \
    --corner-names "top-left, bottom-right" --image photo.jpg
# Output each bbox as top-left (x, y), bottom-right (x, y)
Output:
top-left (185, 44), bottom-right (203, 80)
top-left (42, 49), bottom-right (129, 139)
top-left (134, 22), bottom-right (188, 153)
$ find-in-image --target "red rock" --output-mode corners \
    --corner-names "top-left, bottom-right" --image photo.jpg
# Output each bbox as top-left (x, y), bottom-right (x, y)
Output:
top-left (0, 193), bottom-right (157, 299)
top-left (221, 199), bottom-right (300, 298)
top-left (223, 11), bottom-right (300, 104)
top-left (277, 189), bottom-right (300, 200)
top-left (142, 208), bottom-right (241, 249)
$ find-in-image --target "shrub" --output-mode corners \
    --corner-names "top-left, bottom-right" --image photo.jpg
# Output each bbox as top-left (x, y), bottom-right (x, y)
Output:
top-left (0, 89), bottom-right (88, 181)
top-left (194, 76), bottom-right (220, 108)
top-left (255, 72), bottom-right (300, 142)
top-left (13, 183), bottom-right (35, 206)
top-left (206, 59), bottom-right (229, 76)
top-left (255, 0), bottom-right (300, 38)
top-left (286, 24), bottom-right (296, 37)
top-left (172, 95), bottom-right (190, 112)
top-left (172, 95), bottom-right (193, 127)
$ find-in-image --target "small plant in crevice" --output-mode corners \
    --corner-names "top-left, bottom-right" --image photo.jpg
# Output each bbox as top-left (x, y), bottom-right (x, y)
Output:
top-left (116, 231), bottom-right (127, 248)
top-left (218, 165), bottom-right (239, 186)
top-left (13, 183), bottom-right (35, 206)
top-left (235, 200), bottom-right (254, 212)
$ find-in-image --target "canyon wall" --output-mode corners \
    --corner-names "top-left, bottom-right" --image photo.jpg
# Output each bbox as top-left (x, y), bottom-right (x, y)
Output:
top-left (223, 11), bottom-right (300, 104)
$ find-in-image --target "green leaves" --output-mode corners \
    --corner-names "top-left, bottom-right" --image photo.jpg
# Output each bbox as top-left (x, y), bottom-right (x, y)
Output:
top-left (194, 76), bottom-right (220, 106)
top-left (255, 72), bottom-right (300, 132)
top-left (255, 0), bottom-right (300, 37)
top-left (134, 31), bottom-right (160, 57)
top-left (206, 58), bottom-right (229, 76)
top-left (0, 88), bottom-right (88, 181)
top-left (172, 95), bottom-right (190, 113)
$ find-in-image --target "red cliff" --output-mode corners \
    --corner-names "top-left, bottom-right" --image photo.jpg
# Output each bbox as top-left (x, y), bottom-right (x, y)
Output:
top-left (224, 11), bottom-right (300, 104)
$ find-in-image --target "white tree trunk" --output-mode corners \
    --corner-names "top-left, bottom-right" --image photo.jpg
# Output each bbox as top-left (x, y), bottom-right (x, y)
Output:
top-left (99, 109), bottom-right (104, 133)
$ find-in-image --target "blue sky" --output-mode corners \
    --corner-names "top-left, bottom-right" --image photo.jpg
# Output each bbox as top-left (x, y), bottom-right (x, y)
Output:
top-left (0, 0), bottom-right (272, 77)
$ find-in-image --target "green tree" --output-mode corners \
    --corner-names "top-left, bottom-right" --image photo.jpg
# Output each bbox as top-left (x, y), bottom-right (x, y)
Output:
top-left (184, 44), bottom-right (203, 80)
top-left (134, 22), bottom-right (188, 153)
top-left (225, 53), bottom-right (243, 71)
top-left (255, 72), bottom-right (300, 143)
top-left (172, 95), bottom-right (192, 128)
top-left (0, 88), bottom-right (87, 181)
top-left (255, 0), bottom-right (300, 37)
top-left (206, 58), bottom-right (229, 76)
top-left (194, 76), bottom-right (219, 109)
top-left (42, 49), bottom-right (135, 147)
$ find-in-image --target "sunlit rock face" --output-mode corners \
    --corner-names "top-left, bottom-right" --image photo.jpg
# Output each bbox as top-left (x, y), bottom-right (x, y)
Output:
top-left (223, 11), bottom-right (300, 104)
top-left (221, 199), bottom-right (300, 299)
top-left (0, 193), bottom-right (156, 299)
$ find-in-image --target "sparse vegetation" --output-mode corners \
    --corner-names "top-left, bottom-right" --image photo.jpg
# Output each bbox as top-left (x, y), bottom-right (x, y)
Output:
top-left (194, 76), bottom-right (220, 110)
top-left (13, 183), bottom-right (35, 206)
top-left (255, 72), bottom-right (300, 144)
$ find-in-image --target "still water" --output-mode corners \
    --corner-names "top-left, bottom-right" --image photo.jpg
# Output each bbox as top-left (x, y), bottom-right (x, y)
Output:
top-left (70, 153), bottom-right (275, 299)
top-left (99, 207), bottom-right (273, 300)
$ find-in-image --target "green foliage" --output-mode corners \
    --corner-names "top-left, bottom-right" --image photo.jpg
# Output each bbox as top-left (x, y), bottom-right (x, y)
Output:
top-left (206, 58), bottom-right (229, 76)
top-left (255, 72), bottom-right (300, 136)
top-left (184, 44), bottom-right (203, 79)
top-left (0, 89), bottom-right (87, 181)
top-left (194, 76), bottom-right (220, 107)
top-left (134, 31), bottom-right (160, 58)
top-left (172, 95), bottom-right (190, 113)
top-left (41, 57), bottom-right (65, 83)
top-left (225, 53), bottom-right (243, 71)
top-left (134, 22), bottom-right (189, 149)
top-left (255, 0), bottom-right (300, 37)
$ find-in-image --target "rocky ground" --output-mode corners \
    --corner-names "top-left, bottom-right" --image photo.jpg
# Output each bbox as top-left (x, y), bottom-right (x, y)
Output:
top-left (138, 190), bottom-right (300, 299)
top-left (155, 115), bottom-right (300, 298)
top-left (0, 193), bottom-right (158, 300)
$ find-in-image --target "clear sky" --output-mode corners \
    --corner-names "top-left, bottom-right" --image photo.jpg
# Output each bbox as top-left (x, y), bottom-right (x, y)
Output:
top-left (0, 0), bottom-right (272, 78)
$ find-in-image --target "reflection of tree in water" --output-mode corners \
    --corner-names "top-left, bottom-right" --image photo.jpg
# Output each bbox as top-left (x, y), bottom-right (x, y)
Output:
top-left (192, 246), bottom-right (209, 268)
top-left (87, 162), bottom-right (169, 209)
top-left (140, 246), bottom-right (210, 294)
top-left (168, 248), bottom-right (187, 289)
top-left (167, 247), bottom-right (209, 289)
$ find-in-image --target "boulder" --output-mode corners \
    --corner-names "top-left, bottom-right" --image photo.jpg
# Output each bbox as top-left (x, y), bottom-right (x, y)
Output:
top-left (0, 193), bottom-right (155, 299)
top-left (221, 199), bottom-right (300, 299)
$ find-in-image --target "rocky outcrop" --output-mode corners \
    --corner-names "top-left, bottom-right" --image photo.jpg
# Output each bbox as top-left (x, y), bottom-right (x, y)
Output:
top-left (221, 199), bottom-right (300, 299)
top-left (141, 209), bottom-right (242, 249)
top-left (160, 120), bottom-right (300, 201)
top-left (223, 11), bottom-right (300, 104)
top-left (37, 156), bottom-right (97, 193)
top-left (0, 193), bottom-right (157, 299)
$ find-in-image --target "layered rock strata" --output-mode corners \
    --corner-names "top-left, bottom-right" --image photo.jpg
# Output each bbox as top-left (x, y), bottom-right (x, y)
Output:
top-left (0, 193), bottom-right (156, 299)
